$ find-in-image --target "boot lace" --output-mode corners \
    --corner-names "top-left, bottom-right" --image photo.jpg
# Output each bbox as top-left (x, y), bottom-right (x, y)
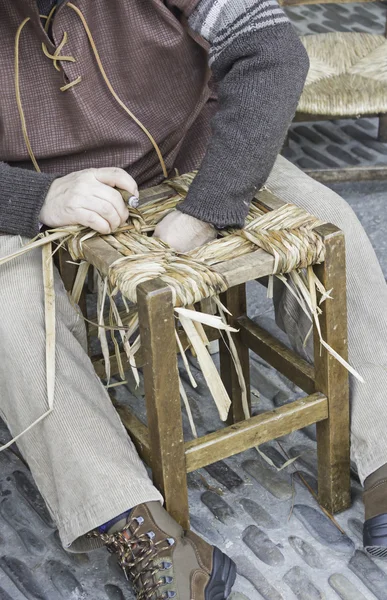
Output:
top-left (89, 515), bottom-right (176, 599)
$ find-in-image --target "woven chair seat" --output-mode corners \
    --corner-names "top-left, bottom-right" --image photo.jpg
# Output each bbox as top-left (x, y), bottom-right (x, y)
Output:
top-left (298, 32), bottom-right (387, 116)
top-left (67, 173), bottom-right (326, 307)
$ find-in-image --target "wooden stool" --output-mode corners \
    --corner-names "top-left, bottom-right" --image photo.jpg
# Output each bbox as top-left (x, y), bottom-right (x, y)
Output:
top-left (60, 183), bottom-right (351, 530)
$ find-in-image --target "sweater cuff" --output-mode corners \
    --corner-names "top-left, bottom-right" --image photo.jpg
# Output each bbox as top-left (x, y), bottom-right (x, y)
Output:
top-left (177, 182), bottom-right (248, 229)
top-left (0, 163), bottom-right (56, 238)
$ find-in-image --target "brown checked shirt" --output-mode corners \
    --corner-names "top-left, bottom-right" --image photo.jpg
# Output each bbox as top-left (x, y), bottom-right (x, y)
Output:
top-left (0, 0), bottom-right (308, 236)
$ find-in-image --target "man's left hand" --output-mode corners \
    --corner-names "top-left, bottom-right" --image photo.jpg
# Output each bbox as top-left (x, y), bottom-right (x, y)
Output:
top-left (154, 211), bottom-right (217, 253)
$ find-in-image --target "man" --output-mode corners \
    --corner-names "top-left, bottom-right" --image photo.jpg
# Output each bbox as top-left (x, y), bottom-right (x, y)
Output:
top-left (1, 0), bottom-right (387, 597)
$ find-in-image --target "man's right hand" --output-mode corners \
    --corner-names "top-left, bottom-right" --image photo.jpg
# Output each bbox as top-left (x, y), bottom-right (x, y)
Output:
top-left (39, 167), bottom-right (138, 234)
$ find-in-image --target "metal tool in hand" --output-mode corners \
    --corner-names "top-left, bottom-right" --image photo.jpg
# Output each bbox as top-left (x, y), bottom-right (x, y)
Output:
top-left (116, 187), bottom-right (139, 208)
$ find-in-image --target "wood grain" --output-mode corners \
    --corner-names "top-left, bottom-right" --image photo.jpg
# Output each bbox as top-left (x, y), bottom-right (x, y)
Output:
top-left (82, 236), bottom-right (122, 278)
top-left (239, 316), bottom-right (316, 394)
top-left (185, 394), bottom-right (328, 472)
top-left (313, 224), bottom-right (351, 514)
top-left (294, 112), bottom-right (379, 122)
top-left (137, 279), bottom-right (189, 528)
top-left (305, 166), bottom-right (387, 184)
top-left (254, 188), bottom-right (287, 211)
top-left (112, 400), bottom-right (151, 467)
top-left (138, 183), bottom-right (174, 205)
top-left (219, 285), bottom-right (251, 424)
top-left (215, 250), bottom-right (275, 287)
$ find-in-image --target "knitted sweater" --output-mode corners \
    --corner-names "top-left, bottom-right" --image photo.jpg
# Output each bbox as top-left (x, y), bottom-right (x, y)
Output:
top-left (0, 0), bottom-right (309, 236)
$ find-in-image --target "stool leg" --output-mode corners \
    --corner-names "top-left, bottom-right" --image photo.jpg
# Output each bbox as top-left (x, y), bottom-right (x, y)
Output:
top-left (199, 297), bottom-right (219, 355)
top-left (313, 224), bottom-right (351, 514)
top-left (378, 114), bottom-right (387, 143)
top-left (219, 284), bottom-right (251, 424)
top-left (57, 247), bottom-right (88, 330)
top-left (137, 280), bottom-right (189, 529)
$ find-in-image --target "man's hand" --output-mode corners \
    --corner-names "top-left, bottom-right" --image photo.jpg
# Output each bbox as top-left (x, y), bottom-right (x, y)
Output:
top-left (39, 167), bottom-right (138, 234)
top-left (154, 211), bottom-right (217, 252)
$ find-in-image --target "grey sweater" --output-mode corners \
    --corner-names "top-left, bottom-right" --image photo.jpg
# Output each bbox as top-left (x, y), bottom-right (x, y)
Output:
top-left (0, 0), bottom-right (309, 236)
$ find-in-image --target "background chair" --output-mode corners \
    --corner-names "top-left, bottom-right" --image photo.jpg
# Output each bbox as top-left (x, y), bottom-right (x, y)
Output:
top-left (281, 0), bottom-right (387, 181)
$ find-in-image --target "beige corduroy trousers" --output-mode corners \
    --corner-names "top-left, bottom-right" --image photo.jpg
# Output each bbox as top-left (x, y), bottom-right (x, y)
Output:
top-left (0, 156), bottom-right (385, 551)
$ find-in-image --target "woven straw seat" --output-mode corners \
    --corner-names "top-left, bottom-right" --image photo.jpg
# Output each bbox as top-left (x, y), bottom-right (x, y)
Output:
top-left (298, 32), bottom-right (387, 116)
top-left (67, 173), bottom-right (326, 307)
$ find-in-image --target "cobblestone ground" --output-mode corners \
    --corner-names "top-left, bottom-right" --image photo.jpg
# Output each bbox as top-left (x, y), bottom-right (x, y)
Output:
top-left (1, 4), bottom-right (387, 600)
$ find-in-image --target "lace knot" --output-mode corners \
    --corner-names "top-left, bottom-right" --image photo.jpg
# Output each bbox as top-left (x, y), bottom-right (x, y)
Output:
top-left (88, 516), bottom-right (175, 599)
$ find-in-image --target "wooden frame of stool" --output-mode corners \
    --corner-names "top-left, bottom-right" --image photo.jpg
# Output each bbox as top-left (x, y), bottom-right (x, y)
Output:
top-left (59, 187), bottom-right (351, 530)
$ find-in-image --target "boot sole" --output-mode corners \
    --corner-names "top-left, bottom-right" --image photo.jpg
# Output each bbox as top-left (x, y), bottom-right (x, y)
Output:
top-left (205, 547), bottom-right (236, 600)
top-left (364, 514), bottom-right (387, 559)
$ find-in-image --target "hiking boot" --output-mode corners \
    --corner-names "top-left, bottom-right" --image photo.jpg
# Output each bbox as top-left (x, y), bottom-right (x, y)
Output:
top-left (91, 501), bottom-right (236, 599)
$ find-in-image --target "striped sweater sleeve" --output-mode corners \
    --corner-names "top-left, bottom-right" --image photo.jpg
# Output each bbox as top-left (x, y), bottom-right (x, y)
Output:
top-left (189, 0), bottom-right (289, 64)
top-left (174, 0), bottom-right (310, 228)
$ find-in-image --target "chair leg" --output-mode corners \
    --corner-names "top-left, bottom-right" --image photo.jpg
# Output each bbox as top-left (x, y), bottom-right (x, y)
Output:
top-left (219, 284), bottom-right (251, 424)
top-left (137, 279), bottom-right (190, 529)
top-left (57, 248), bottom-right (75, 291)
top-left (282, 133), bottom-right (290, 149)
top-left (313, 224), bottom-right (351, 514)
top-left (56, 248), bottom-right (87, 321)
top-left (199, 297), bottom-right (219, 355)
top-left (378, 114), bottom-right (387, 143)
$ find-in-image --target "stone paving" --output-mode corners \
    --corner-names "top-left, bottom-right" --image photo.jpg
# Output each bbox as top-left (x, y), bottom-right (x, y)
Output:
top-left (1, 3), bottom-right (387, 600)
top-left (284, 117), bottom-right (387, 173)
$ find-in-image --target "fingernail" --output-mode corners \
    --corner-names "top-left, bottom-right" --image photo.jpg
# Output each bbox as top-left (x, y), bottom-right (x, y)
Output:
top-left (128, 195), bottom-right (139, 208)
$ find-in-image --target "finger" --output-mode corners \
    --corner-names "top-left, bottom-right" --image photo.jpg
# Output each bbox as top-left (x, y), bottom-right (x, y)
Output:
top-left (92, 198), bottom-right (122, 231)
top-left (77, 193), bottom-right (122, 231)
top-left (75, 207), bottom-right (112, 235)
top-left (93, 167), bottom-right (138, 198)
top-left (93, 183), bottom-right (129, 224)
